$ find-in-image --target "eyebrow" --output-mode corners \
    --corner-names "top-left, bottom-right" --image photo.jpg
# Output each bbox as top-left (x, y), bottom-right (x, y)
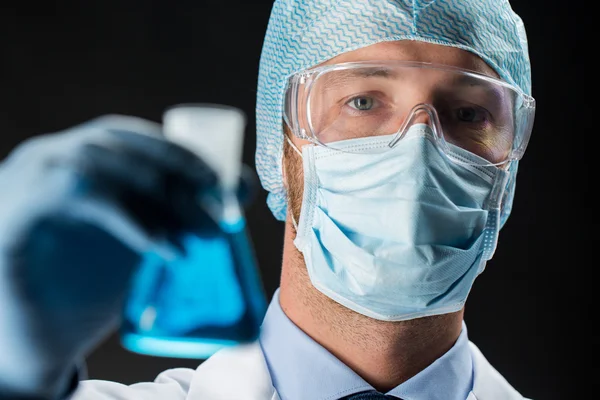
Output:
top-left (324, 67), bottom-right (396, 81)
top-left (450, 74), bottom-right (497, 88)
top-left (354, 68), bottom-right (396, 78)
top-left (445, 74), bottom-right (510, 99)
top-left (317, 68), bottom-right (397, 90)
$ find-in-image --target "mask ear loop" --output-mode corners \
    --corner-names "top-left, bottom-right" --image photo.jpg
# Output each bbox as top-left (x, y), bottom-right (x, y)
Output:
top-left (284, 133), bottom-right (303, 157)
top-left (283, 134), bottom-right (303, 231)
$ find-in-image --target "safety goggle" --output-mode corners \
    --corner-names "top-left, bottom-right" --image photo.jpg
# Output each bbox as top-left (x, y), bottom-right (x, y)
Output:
top-left (283, 61), bottom-right (536, 166)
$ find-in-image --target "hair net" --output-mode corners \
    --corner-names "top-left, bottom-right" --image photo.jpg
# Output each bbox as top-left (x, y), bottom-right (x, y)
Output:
top-left (255, 0), bottom-right (532, 224)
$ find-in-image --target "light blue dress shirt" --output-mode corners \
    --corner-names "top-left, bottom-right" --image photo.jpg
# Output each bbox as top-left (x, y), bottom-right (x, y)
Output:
top-left (259, 289), bottom-right (474, 400)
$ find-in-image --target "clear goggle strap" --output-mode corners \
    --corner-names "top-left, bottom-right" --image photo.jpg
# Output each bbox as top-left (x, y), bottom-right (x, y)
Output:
top-left (284, 134), bottom-right (302, 231)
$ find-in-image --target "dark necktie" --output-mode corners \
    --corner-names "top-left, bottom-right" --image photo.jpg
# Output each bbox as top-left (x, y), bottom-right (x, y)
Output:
top-left (341, 391), bottom-right (401, 399)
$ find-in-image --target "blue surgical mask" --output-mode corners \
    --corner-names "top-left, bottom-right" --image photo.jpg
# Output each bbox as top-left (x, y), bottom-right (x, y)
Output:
top-left (290, 124), bottom-right (509, 321)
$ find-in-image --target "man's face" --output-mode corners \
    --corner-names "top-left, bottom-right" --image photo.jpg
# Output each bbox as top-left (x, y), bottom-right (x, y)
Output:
top-left (283, 40), bottom-right (500, 225)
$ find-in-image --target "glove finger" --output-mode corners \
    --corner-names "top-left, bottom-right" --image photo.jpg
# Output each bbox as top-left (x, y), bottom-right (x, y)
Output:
top-left (84, 115), bottom-right (252, 206)
top-left (74, 143), bottom-right (220, 240)
top-left (236, 164), bottom-right (259, 207)
top-left (100, 124), bottom-right (219, 189)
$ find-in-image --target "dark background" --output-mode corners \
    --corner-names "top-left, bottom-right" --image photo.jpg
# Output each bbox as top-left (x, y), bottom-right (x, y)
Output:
top-left (1, 1), bottom-right (591, 398)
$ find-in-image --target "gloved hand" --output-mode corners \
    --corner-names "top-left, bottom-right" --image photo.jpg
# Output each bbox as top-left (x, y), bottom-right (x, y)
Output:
top-left (0, 115), bottom-right (256, 399)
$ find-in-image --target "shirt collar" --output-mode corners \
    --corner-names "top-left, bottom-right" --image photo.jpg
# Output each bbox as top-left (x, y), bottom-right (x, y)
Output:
top-left (259, 289), bottom-right (473, 400)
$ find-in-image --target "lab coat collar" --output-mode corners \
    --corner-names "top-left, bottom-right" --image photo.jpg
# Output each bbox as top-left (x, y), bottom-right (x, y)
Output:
top-left (186, 339), bottom-right (527, 400)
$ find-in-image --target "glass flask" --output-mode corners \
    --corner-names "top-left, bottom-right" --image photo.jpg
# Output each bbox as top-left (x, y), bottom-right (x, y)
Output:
top-left (120, 104), bottom-right (267, 359)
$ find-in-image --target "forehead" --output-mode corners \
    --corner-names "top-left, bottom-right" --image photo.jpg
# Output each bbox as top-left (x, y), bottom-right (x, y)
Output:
top-left (319, 40), bottom-right (499, 79)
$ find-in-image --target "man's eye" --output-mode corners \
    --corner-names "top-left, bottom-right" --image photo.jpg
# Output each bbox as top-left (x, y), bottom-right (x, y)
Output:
top-left (456, 107), bottom-right (486, 123)
top-left (348, 97), bottom-right (375, 111)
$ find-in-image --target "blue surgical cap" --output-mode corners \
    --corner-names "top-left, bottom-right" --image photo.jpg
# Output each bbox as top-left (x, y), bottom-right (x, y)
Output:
top-left (256, 0), bottom-right (532, 223)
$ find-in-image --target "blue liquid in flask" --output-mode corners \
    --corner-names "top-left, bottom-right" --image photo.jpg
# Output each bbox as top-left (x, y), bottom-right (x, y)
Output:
top-left (121, 217), bottom-right (267, 359)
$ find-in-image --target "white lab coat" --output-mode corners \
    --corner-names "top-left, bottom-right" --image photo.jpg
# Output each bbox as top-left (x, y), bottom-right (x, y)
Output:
top-left (71, 340), bottom-right (529, 400)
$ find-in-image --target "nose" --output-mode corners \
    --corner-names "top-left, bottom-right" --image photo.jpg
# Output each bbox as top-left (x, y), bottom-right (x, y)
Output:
top-left (389, 103), bottom-right (441, 148)
top-left (410, 107), bottom-right (434, 126)
top-left (397, 104), bottom-right (440, 135)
